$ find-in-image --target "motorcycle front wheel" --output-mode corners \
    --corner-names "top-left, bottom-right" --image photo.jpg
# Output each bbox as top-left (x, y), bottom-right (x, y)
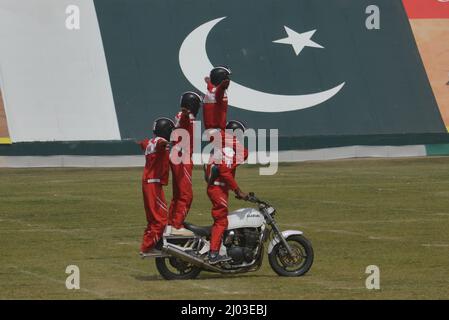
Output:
top-left (268, 235), bottom-right (314, 277)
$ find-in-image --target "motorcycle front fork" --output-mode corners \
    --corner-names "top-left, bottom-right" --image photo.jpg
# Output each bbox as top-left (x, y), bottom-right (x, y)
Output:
top-left (269, 222), bottom-right (295, 257)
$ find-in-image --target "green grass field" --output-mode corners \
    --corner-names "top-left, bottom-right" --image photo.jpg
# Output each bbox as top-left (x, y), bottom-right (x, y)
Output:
top-left (1, 158), bottom-right (449, 299)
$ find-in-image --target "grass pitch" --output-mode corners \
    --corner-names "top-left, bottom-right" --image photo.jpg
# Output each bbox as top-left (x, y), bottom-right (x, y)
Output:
top-left (1, 158), bottom-right (449, 299)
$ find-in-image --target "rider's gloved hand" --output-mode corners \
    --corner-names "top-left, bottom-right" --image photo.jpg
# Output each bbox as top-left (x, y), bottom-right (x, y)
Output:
top-left (221, 79), bottom-right (230, 89)
top-left (235, 188), bottom-right (249, 201)
top-left (181, 106), bottom-right (189, 115)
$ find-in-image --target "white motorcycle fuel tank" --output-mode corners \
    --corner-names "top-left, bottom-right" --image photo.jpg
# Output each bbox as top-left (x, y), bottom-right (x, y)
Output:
top-left (227, 208), bottom-right (265, 230)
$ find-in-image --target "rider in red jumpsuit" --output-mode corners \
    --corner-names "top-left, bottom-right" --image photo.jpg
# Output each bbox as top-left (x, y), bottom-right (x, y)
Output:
top-left (203, 66), bottom-right (231, 132)
top-left (205, 120), bottom-right (249, 264)
top-left (139, 118), bottom-right (175, 257)
top-left (168, 92), bottom-right (201, 235)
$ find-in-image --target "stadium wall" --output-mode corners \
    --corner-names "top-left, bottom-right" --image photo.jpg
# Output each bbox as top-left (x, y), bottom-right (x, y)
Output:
top-left (0, 0), bottom-right (120, 142)
top-left (0, 0), bottom-right (448, 166)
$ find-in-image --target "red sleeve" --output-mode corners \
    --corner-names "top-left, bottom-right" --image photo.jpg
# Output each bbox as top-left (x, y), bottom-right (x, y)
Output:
top-left (215, 79), bottom-right (230, 101)
top-left (218, 164), bottom-right (239, 191)
top-left (178, 111), bottom-right (190, 130)
top-left (156, 139), bottom-right (169, 152)
top-left (138, 138), bottom-right (150, 151)
top-left (207, 79), bottom-right (214, 92)
top-left (233, 138), bottom-right (248, 165)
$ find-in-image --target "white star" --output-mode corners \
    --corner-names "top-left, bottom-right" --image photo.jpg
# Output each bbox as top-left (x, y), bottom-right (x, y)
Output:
top-left (273, 26), bottom-right (324, 56)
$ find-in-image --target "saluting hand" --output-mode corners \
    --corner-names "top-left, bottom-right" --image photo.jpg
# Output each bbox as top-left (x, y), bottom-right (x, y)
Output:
top-left (221, 79), bottom-right (230, 89)
top-left (181, 106), bottom-right (189, 115)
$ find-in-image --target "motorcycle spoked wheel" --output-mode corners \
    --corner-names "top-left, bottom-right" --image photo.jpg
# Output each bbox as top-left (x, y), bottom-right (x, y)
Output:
top-left (268, 235), bottom-right (314, 277)
top-left (155, 256), bottom-right (201, 280)
top-left (154, 243), bottom-right (201, 280)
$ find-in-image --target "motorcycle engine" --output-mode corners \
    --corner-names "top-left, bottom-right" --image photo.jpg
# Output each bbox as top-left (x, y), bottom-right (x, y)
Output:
top-left (224, 228), bottom-right (260, 264)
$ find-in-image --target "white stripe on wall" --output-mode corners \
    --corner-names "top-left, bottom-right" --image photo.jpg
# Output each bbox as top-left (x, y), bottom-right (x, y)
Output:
top-left (0, 0), bottom-right (120, 142)
top-left (0, 145), bottom-right (428, 168)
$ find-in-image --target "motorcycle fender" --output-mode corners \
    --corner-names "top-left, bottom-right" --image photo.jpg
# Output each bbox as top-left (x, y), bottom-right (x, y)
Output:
top-left (267, 230), bottom-right (303, 254)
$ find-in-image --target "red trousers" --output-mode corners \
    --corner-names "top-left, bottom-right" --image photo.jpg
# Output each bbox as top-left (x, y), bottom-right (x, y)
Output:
top-left (140, 182), bottom-right (168, 252)
top-left (207, 184), bottom-right (229, 252)
top-left (168, 162), bottom-right (193, 228)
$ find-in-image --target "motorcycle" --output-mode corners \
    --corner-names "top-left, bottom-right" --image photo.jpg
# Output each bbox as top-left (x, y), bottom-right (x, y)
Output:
top-left (146, 193), bottom-right (314, 279)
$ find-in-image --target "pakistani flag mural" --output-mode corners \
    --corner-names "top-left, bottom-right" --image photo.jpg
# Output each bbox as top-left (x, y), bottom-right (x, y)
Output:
top-left (403, 0), bottom-right (449, 132)
top-left (0, 0), bottom-right (448, 156)
top-left (95, 0), bottom-right (446, 140)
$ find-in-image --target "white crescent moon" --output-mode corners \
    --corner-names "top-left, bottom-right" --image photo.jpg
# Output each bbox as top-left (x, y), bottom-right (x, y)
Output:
top-left (179, 17), bottom-right (345, 113)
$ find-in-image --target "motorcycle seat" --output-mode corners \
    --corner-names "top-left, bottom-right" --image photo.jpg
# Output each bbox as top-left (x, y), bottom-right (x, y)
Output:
top-left (184, 222), bottom-right (212, 237)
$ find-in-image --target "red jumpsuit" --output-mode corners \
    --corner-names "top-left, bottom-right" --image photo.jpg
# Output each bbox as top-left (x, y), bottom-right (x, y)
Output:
top-left (206, 137), bottom-right (248, 252)
top-left (203, 79), bottom-right (229, 131)
top-left (139, 136), bottom-right (170, 252)
top-left (203, 78), bottom-right (237, 252)
top-left (168, 111), bottom-right (195, 228)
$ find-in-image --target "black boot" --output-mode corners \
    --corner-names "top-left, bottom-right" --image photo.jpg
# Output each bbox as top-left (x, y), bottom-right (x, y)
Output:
top-left (208, 251), bottom-right (231, 265)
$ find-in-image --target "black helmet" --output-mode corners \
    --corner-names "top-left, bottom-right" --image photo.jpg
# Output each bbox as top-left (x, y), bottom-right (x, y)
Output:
top-left (153, 117), bottom-right (175, 141)
top-left (210, 66), bottom-right (232, 86)
top-left (180, 91), bottom-right (202, 117)
top-left (226, 120), bottom-right (246, 132)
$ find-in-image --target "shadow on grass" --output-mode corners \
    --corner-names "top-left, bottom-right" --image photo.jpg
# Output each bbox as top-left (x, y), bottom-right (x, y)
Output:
top-left (133, 274), bottom-right (163, 281)
top-left (132, 272), bottom-right (276, 282)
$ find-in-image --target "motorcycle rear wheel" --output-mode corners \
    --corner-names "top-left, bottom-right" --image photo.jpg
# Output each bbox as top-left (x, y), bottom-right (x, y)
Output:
top-left (268, 235), bottom-right (314, 277)
top-left (155, 256), bottom-right (202, 280)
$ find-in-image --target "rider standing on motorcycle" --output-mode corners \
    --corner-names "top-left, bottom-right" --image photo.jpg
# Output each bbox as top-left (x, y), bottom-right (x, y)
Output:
top-left (168, 92), bottom-right (202, 236)
top-left (205, 120), bottom-right (249, 264)
top-left (139, 118), bottom-right (175, 257)
top-left (203, 66), bottom-right (231, 132)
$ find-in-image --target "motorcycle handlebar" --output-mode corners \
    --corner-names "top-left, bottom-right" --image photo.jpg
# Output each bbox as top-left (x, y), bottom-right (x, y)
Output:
top-left (246, 192), bottom-right (269, 207)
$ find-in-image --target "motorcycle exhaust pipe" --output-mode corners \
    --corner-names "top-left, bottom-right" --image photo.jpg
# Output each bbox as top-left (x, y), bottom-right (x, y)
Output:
top-left (162, 244), bottom-right (230, 273)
